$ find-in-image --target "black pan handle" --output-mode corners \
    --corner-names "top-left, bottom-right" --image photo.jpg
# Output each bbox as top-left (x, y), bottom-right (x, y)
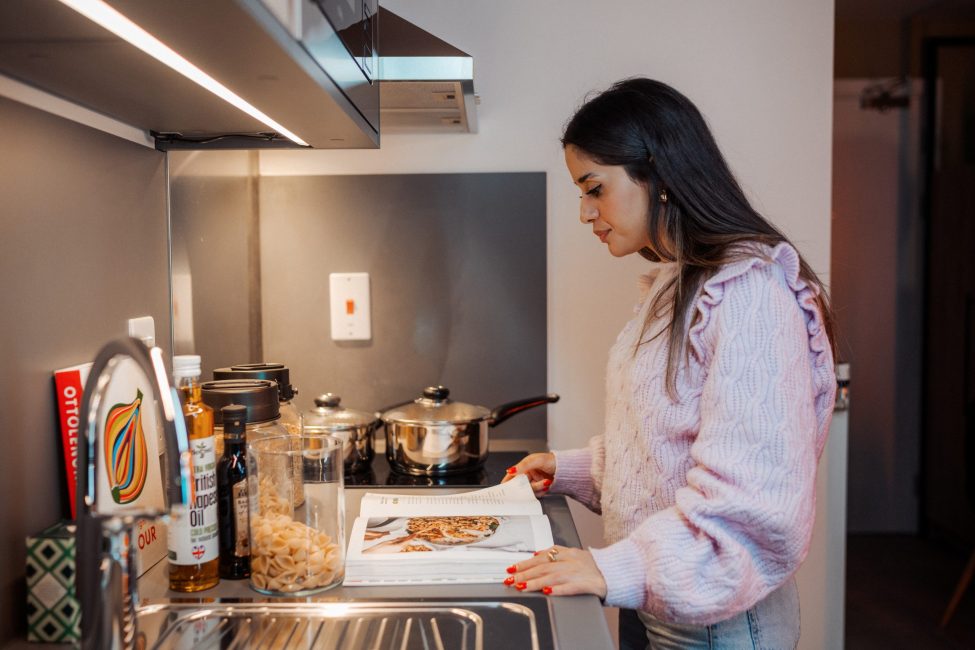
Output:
top-left (489, 393), bottom-right (560, 427)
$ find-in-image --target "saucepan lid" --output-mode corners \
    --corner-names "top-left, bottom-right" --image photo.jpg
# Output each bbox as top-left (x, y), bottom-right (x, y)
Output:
top-left (381, 386), bottom-right (491, 425)
top-left (305, 393), bottom-right (376, 429)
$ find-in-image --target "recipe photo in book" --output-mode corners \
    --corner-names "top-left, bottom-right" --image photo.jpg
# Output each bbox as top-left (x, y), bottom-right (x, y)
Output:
top-left (344, 475), bottom-right (554, 585)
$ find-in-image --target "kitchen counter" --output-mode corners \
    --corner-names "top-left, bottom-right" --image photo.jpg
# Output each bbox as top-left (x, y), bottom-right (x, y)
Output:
top-left (134, 488), bottom-right (613, 649)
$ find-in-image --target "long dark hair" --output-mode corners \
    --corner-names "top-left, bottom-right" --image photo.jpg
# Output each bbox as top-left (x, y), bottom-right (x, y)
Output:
top-left (562, 77), bottom-right (835, 397)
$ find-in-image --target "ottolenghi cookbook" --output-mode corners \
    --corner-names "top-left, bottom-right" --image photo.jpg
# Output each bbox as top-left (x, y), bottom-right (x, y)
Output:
top-left (54, 358), bottom-right (168, 575)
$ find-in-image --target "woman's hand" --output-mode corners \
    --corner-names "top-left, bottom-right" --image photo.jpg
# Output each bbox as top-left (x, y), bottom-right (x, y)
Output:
top-left (502, 452), bottom-right (556, 496)
top-left (503, 546), bottom-right (608, 599)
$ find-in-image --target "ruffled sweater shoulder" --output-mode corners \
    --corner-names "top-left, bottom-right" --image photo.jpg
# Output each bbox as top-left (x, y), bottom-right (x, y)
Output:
top-left (552, 242), bottom-right (835, 624)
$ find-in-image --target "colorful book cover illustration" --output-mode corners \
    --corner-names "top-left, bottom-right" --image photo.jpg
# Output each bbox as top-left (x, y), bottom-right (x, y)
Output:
top-left (54, 358), bottom-right (168, 574)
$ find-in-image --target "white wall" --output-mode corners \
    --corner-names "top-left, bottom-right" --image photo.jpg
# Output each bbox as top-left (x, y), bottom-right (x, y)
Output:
top-left (261, 0), bottom-right (835, 453)
top-left (261, 0), bottom-right (835, 642)
top-left (832, 79), bottom-right (923, 533)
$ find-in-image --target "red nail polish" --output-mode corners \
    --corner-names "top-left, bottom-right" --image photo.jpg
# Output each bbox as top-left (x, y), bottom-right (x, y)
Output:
top-left (507, 466), bottom-right (517, 474)
top-left (543, 586), bottom-right (553, 595)
top-left (533, 551), bottom-right (539, 556)
top-left (543, 479), bottom-right (552, 487)
top-left (506, 565), bottom-right (517, 574)
top-left (543, 485), bottom-right (550, 491)
top-left (516, 582), bottom-right (527, 591)
top-left (503, 577), bottom-right (515, 586)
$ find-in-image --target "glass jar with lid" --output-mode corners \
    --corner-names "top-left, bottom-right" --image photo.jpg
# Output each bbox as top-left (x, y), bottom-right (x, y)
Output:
top-left (201, 379), bottom-right (286, 454)
top-left (201, 379), bottom-right (302, 507)
top-left (213, 363), bottom-right (300, 435)
top-left (303, 394), bottom-right (379, 474)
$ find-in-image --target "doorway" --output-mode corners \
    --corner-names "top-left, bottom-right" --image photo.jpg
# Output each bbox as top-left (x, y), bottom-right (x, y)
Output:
top-left (920, 39), bottom-right (975, 545)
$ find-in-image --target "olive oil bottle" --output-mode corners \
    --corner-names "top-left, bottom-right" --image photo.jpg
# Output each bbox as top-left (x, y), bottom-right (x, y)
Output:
top-left (168, 355), bottom-right (220, 592)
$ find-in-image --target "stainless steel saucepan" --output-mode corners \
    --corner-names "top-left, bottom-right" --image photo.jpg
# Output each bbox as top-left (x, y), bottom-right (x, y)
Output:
top-left (381, 386), bottom-right (559, 476)
top-left (303, 394), bottom-right (380, 473)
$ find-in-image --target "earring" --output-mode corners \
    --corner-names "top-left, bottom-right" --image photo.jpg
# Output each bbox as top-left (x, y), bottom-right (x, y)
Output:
top-left (659, 188), bottom-right (668, 203)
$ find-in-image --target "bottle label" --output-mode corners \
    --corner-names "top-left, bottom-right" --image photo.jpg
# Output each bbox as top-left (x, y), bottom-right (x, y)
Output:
top-left (167, 437), bottom-right (219, 565)
top-left (233, 479), bottom-right (249, 557)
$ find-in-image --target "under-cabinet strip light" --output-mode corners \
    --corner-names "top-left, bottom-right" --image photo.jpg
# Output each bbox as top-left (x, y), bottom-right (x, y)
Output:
top-left (57, 0), bottom-right (309, 147)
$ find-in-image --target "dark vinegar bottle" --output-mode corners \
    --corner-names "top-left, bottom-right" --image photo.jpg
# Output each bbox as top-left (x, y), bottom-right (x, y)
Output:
top-left (217, 404), bottom-right (250, 579)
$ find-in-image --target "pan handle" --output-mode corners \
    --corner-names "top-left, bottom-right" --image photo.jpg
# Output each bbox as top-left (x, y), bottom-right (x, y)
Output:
top-left (489, 393), bottom-right (560, 427)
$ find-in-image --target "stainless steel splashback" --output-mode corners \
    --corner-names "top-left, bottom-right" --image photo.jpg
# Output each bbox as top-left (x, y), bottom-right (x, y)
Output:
top-left (168, 155), bottom-right (547, 442)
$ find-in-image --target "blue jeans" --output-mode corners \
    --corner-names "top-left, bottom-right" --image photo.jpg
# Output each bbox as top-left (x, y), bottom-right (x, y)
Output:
top-left (618, 578), bottom-right (800, 650)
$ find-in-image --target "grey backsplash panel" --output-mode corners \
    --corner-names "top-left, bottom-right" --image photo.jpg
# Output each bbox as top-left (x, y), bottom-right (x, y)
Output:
top-left (259, 173), bottom-right (548, 441)
top-left (170, 170), bottom-right (261, 376)
top-left (0, 96), bottom-right (170, 643)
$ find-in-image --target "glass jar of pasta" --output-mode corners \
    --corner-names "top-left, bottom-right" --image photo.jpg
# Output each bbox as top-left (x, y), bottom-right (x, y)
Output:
top-left (247, 433), bottom-right (345, 596)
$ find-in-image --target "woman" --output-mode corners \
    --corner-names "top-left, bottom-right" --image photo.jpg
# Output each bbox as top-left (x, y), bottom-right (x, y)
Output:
top-left (502, 78), bottom-right (836, 649)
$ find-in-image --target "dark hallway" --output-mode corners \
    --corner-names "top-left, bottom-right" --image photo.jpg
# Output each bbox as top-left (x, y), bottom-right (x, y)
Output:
top-left (835, 3), bottom-right (975, 648)
top-left (846, 534), bottom-right (975, 649)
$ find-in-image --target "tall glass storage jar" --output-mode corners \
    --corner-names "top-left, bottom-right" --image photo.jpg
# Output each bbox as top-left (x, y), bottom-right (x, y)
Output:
top-left (247, 433), bottom-right (344, 596)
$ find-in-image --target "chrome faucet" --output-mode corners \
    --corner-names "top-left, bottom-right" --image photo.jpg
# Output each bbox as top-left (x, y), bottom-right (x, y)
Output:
top-left (75, 338), bottom-right (193, 650)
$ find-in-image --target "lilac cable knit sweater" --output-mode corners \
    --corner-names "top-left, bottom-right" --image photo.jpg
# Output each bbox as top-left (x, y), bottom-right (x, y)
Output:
top-left (552, 243), bottom-right (836, 625)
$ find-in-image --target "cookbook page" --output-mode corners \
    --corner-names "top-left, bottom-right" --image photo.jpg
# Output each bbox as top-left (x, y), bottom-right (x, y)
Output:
top-left (357, 475), bottom-right (542, 517)
top-left (344, 476), bottom-right (554, 584)
top-left (347, 513), bottom-right (553, 562)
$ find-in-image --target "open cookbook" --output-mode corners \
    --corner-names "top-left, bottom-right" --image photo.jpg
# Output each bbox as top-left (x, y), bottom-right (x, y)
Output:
top-left (344, 475), bottom-right (554, 585)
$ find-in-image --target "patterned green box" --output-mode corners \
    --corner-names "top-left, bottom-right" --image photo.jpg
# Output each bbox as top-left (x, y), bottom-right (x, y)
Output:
top-left (26, 521), bottom-right (80, 643)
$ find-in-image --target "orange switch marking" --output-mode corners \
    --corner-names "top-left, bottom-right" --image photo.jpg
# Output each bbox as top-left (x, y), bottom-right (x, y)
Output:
top-left (346, 299), bottom-right (355, 315)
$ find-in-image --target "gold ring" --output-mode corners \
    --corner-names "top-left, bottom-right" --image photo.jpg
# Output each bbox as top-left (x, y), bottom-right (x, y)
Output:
top-left (547, 549), bottom-right (559, 563)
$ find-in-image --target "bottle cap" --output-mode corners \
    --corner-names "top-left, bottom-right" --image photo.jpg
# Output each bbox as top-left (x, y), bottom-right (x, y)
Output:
top-left (836, 362), bottom-right (851, 382)
top-left (173, 354), bottom-right (202, 378)
top-left (221, 404), bottom-right (247, 438)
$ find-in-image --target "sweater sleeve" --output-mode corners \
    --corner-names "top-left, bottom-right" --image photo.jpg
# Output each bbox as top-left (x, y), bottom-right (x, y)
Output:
top-left (589, 245), bottom-right (835, 624)
top-left (551, 436), bottom-right (605, 514)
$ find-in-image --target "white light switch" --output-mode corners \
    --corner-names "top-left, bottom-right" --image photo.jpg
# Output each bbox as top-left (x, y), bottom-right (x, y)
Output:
top-left (329, 273), bottom-right (371, 341)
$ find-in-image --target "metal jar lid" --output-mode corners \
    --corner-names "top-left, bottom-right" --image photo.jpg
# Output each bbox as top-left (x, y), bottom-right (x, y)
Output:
top-left (381, 386), bottom-right (490, 425)
top-left (201, 379), bottom-right (280, 424)
top-left (213, 363), bottom-right (296, 401)
top-left (304, 394), bottom-right (376, 430)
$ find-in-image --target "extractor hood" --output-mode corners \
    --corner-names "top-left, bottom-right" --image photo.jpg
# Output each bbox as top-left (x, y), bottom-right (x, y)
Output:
top-left (377, 7), bottom-right (478, 134)
top-left (0, 1), bottom-right (478, 149)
